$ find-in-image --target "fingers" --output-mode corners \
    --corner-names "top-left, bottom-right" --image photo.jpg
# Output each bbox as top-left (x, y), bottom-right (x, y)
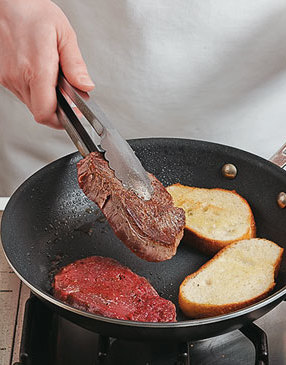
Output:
top-left (28, 71), bottom-right (58, 128)
top-left (58, 27), bottom-right (95, 92)
top-left (29, 17), bottom-right (95, 129)
top-left (0, 0), bottom-right (93, 129)
top-left (24, 31), bottom-right (63, 128)
top-left (0, 67), bottom-right (62, 128)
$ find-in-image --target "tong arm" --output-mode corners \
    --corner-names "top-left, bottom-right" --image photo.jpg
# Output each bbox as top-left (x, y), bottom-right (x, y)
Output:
top-left (56, 87), bottom-right (98, 157)
top-left (57, 72), bottom-right (112, 136)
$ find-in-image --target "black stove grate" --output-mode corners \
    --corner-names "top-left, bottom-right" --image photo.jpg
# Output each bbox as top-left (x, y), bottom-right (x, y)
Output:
top-left (13, 296), bottom-right (268, 365)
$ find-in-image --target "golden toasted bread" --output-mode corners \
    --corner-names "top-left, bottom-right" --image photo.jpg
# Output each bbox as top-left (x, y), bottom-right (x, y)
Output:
top-left (167, 184), bottom-right (256, 255)
top-left (179, 238), bottom-right (283, 318)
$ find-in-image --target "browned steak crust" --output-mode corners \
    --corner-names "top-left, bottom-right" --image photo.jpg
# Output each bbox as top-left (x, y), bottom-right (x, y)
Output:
top-left (77, 152), bottom-right (185, 262)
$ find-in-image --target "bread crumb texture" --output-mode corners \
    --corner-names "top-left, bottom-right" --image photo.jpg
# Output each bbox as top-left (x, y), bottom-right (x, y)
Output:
top-left (167, 185), bottom-right (254, 241)
top-left (179, 238), bottom-right (283, 318)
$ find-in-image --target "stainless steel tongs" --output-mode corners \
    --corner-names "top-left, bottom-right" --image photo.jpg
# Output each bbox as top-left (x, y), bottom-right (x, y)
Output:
top-left (56, 71), bottom-right (153, 200)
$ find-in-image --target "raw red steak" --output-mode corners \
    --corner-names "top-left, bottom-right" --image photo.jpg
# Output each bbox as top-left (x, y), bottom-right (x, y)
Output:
top-left (77, 152), bottom-right (185, 262)
top-left (53, 256), bottom-right (176, 322)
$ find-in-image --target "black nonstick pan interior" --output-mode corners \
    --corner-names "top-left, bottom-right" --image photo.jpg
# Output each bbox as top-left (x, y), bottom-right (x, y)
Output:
top-left (1, 138), bottom-right (286, 340)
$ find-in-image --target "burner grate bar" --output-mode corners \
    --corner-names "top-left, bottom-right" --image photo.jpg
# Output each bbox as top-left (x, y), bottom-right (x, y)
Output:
top-left (240, 323), bottom-right (269, 365)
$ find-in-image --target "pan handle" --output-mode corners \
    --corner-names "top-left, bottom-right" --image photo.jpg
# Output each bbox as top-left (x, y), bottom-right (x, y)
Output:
top-left (269, 143), bottom-right (286, 169)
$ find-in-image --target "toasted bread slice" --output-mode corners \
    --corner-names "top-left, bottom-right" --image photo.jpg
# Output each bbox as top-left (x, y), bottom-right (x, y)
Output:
top-left (179, 238), bottom-right (283, 318)
top-left (167, 184), bottom-right (256, 255)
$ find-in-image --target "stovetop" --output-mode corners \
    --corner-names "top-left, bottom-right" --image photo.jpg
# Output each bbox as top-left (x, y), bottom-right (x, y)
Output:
top-left (12, 295), bottom-right (286, 365)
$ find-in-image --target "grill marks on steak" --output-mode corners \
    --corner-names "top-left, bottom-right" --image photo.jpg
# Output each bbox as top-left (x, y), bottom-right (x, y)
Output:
top-left (53, 256), bottom-right (176, 322)
top-left (77, 152), bottom-right (185, 262)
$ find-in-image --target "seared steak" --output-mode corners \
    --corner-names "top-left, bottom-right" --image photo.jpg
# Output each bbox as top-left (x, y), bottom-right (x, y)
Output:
top-left (53, 256), bottom-right (176, 322)
top-left (77, 152), bottom-right (185, 262)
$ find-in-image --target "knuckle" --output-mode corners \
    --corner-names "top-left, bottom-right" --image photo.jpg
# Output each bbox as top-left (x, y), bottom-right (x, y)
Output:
top-left (1, 59), bottom-right (35, 86)
top-left (23, 66), bottom-right (36, 84)
top-left (33, 110), bottom-right (49, 125)
top-left (14, 56), bottom-right (33, 81)
top-left (28, 62), bottom-right (58, 86)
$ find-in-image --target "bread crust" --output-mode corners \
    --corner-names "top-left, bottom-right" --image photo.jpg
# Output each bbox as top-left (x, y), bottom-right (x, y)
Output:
top-left (168, 184), bottom-right (256, 255)
top-left (179, 286), bottom-right (274, 318)
top-left (179, 239), bottom-right (284, 318)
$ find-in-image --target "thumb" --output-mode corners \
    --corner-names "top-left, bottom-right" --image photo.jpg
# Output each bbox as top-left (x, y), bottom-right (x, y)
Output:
top-left (58, 29), bottom-right (94, 92)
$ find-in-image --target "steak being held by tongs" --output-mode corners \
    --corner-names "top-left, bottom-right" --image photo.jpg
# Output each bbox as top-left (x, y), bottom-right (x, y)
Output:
top-left (56, 72), bottom-right (185, 262)
top-left (77, 152), bottom-right (185, 262)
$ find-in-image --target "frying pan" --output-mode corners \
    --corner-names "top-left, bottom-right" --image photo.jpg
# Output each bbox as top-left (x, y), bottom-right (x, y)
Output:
top-left (1, 138), bottom-right (286, 343)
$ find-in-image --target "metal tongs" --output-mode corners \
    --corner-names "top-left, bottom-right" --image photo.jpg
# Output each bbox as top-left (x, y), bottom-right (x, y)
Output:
top-left (56, 71), bottom-right (153, 200)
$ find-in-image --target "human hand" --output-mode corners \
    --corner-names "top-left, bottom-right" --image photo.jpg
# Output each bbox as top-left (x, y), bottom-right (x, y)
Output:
top-left (0, 0), bottom-right (94, 128)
